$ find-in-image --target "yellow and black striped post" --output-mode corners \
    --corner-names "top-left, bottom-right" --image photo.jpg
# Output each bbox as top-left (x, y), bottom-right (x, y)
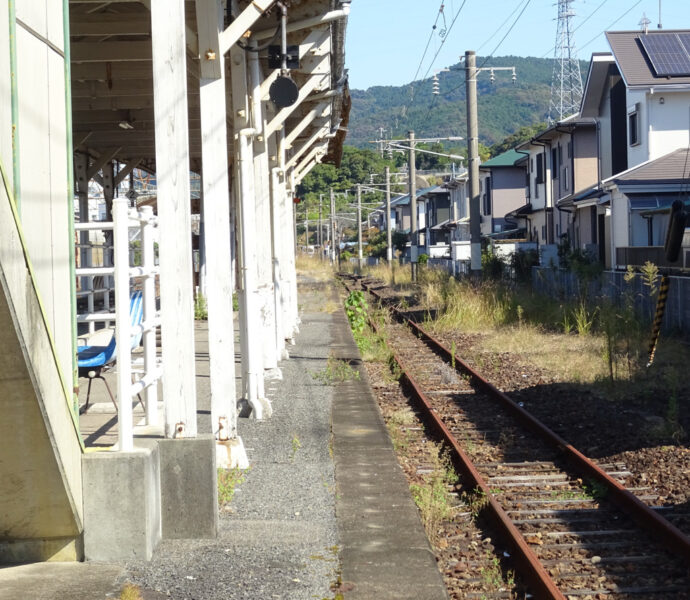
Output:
top-left (647, 274), bottom-right (670, 367)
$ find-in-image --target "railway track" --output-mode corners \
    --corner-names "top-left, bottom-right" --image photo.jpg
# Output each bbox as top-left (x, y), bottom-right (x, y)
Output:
top-left (342, 275), bottom-right (690, 600)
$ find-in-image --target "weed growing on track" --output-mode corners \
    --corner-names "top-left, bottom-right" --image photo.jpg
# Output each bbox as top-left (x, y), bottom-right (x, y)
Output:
top-left (386, 408), bottom-right (415, 452)
top-left (462, 487), bottom-right (489, 519)
top-left (217, 467), bottom-right (247, 508)
top-left (409, 445), bottom-right (459, 545)
top-left (480, 552), bottom-right (515, 593)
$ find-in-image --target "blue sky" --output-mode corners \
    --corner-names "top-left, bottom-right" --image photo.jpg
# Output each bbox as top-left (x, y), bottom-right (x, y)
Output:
top-left (345, 0), bottom-right (690, 90)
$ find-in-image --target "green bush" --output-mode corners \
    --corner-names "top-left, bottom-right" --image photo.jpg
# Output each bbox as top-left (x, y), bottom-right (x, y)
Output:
top-left (417, 253), bottom-right (429, 265)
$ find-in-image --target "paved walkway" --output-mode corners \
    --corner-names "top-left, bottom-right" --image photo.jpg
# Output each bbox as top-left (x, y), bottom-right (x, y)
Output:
top-left (0, 278), bottom-right (447, 600)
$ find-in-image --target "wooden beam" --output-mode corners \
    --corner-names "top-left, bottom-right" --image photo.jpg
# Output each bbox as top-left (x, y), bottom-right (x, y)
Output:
top-left (114, 158), bottom-right (143, 186)
top-left (151, 0), bottom-right (198, 437)
top-left (264, 68), bottom-right (328, 138)
top-left (283, 102), bottom-right (329, 148)
top-left (196, 0), bottom-right (240, 440)
top-left (258, 29), bottom-right (329, 101)
top-left (86, 147), bottom-right (121, 179)
top-left (218, 0), bottom-right (274, 55)
top-left (71, 41), bottom-right (152, 63)
top-left (285, 125), bottom-right (329, 170)
top-left (71, 60), bottom-right (200, 81)
top-left (70, 18), bottom-right (150, 37)
top-left (139, 0), bottom-right (198, 56)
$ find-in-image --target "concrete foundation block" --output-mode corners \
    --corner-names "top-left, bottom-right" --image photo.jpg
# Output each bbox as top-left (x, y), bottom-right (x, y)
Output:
top-left (82, 444), bottom-right (161, 561)
top-left (158, 435), bottom-right (217, 539)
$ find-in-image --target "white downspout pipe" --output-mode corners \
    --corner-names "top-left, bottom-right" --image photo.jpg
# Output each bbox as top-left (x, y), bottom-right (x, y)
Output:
top-left (238, 128), bottom-right (271, 419)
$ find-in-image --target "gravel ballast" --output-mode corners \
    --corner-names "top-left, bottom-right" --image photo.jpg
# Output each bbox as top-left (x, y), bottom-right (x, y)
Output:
top-left (126, 282), bottom-right (340, 599)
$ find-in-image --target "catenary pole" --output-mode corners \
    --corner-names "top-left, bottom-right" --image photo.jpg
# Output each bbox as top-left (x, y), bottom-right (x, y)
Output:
top-left (357, 183), bottom-right (363, 270)
top-left (385, 166), bottom-right (393, 263)
top-left (409, 130), bottom-right (418, 281)
top-left (465, 50), bottom-right (482, 274)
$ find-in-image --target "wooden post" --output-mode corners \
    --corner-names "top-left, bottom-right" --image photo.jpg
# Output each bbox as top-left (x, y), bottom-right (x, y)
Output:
top-left (196, 0), bottom-right (239, 439)
top-left (151, 0), bottom-right (197, 438)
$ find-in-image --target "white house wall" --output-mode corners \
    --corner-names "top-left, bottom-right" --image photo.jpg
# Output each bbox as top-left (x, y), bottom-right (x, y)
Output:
top-left (14, 0), bottom-right (73, 392)
top-left (626, 88), bottom-right (648, 168)
top-left (647, 90), bottom-right (690, 162)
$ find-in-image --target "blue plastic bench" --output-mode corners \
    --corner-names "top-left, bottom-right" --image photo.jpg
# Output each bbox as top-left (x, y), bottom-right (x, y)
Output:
top-left (78, 290), bottom-right (144, 414)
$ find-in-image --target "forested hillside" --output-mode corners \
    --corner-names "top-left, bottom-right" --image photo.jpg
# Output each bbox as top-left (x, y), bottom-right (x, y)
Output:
top-left (347, 56), bottom-right (588, 148)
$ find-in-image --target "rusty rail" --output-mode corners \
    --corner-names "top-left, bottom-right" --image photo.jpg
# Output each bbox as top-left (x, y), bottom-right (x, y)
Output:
top-left (358, 278), bottom-right (690, 564)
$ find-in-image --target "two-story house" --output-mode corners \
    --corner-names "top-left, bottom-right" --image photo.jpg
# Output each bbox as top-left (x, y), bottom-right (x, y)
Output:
top-left (578, 29), bottom-right (690, 269)
top-left (516, 115), bottom-right (599, 260)
top-left (478, 149), bottom-right (529, 237)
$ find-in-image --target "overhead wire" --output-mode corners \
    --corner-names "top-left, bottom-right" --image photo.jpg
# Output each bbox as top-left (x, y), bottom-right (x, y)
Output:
top-left (540, 0), bottom-right (611, 59)
top-left (478, 0), bottom-right (532, 69)
top-left (438, 0), bottom-right (531, 99)
top-left (579, 0), bottom-right (643, 51)
top-left (398, 0), bottom-right (469, 132)
top-left (476, 0), bottom-right (527, 54)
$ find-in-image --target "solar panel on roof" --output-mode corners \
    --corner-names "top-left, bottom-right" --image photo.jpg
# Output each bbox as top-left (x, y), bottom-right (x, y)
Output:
top-left (639, 33), bottom-right (690, 77)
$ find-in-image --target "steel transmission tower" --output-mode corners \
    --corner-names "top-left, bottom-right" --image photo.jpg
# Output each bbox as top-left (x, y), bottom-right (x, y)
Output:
top-left (548, 0), bottom-right (583, 122)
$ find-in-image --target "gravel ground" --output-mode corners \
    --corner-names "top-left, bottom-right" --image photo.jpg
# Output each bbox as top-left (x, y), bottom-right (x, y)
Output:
top-left (126, 281), bottom-right (341, 599)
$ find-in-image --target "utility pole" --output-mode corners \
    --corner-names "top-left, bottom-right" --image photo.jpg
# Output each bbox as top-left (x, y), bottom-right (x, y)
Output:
top-left (465, 51), bottom-right (481, 274)
top-left (409, 130), bottom-right (418, 281)
top-left (385, 166), bottom-right (393, 263)
top-left (329, 187), bottom-right (336, 263)
top-left (318, 193), bottom-right (323, 257)
top-left (357, 183), bottom-right (363, 270)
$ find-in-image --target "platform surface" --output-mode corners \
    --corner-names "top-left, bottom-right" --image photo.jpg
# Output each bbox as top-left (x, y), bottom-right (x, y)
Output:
top-left (0, 276), bottom-right (447, 600)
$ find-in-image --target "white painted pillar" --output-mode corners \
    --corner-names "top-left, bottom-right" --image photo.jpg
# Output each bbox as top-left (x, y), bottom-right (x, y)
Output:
top-left (196, 0), bottom-right (241, 442)
top-left (277, 128), bottom-right (299, 340)
top-left (151, 0), bottom-right (197, 438)
top-left (248, 46), bottom-right (281, 379)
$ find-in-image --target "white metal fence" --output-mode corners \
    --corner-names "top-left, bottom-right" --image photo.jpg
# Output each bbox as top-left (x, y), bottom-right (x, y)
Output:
top-left (75, 199), bottom-right (162, 451)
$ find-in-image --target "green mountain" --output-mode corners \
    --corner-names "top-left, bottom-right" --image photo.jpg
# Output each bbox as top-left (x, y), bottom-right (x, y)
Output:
top-left (347, 56), bottom-right (588, 148)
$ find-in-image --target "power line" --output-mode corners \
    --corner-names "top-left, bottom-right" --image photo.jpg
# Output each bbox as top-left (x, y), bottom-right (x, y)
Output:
top-left (419, 0), bottom-right (469, 83)
top-left (478, 0), bottom-right (532, 70)
top-left (399, 0), bottom-right (469, 132)
top-left (476, 1), bottom-right (526, 54)
top-left (579, 0), bottom-right (643, 51)
top-left (409, 2), bottom-right (446, 94)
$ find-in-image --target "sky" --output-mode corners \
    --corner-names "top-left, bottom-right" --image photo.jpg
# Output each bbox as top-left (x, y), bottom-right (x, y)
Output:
top-left (344, 0), bottom-right (690, 90)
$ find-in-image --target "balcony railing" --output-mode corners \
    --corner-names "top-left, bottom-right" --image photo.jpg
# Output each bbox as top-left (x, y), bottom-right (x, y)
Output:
top-left (615, 246), bottom-right (684, 269)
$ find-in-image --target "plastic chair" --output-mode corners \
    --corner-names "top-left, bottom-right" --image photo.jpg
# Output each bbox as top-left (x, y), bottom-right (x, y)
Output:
top-left (78, 291), bottom-right (144, 414)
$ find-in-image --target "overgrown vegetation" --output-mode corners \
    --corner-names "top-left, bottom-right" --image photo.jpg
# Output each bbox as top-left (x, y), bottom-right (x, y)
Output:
top-left (312, 354), bottom-right (360, 384)
top-left (409, 444), bottom-right (459, 545)
top-left (194, 293), bottom-right (208, 320)
top-left (217, 467), bottom-right (247, 508)
top-left (119, 583), bottom-right (143, 600)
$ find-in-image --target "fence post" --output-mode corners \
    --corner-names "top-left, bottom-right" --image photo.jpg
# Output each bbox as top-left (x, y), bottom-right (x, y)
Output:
top-left (140, 205), bottom-right (158, 426)
top-left (113, 197), bottom-right (133, 451)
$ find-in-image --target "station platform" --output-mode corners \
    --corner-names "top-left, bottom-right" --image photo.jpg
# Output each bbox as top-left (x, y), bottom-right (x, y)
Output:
top-left (0, 277), bottom-right (448, 600)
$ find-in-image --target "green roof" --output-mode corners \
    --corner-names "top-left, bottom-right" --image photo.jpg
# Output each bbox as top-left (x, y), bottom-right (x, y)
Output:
top-left (481, 149), bottom-right (526, 168)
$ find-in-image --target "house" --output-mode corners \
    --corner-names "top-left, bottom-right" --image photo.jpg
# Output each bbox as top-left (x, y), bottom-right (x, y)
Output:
top-left (516, 115), bottom-right (598, 259)
top-left (577, 29), bottom-right (690, 269)
top-left (604, 148), bottom-right (690, 269)
top-left (478, 149), bottom-right (529, 237)
top-left (420, 185), bottom-right (453, 257)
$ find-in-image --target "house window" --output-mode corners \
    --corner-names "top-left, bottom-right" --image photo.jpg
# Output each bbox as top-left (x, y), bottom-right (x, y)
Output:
top-left (483, 176), bottom-right (492, 215)
top-left (628, 108), bottom-right (640, 146)
top-left (534, 176), bottom-right (539, 199)
top-left (563, 166), bottom-right (569, 191)
top-left (551, 147), bottom-right (559, 178)
top-left (536, 154), bottom-right (544, 184)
